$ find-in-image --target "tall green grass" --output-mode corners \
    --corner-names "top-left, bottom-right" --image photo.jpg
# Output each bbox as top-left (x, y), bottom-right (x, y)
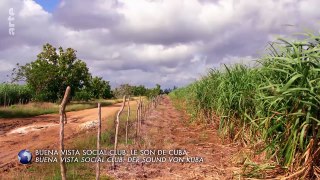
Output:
top-left (170, 33), bottom-right (320, 177)
top-left (0, 84), bottom-right (32, 106)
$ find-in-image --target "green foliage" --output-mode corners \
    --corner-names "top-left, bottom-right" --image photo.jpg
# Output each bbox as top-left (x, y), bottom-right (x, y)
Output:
top-left (163, 88), bottom-right (174, 94)
top-left (113, 84), bottom-right (133, 98)
top-left (0, 83), bottom-right (32, 106)
top-left (147, 84), bottom-right (162, 98)
top-left (73, 90), bottom-right (92, 101)
top-left (113, 84), bottom-right (162, 98)
top-left (13, 43), bottom-right (91, 102)
top-left (170, 33), bottom-right (320, 173)
top-left (74, 77), bottom-right (113, 101)
top-left (11, 44), bottom-right (113, 102)
top-left (89, 76), bottom-right (112, 99)
top-left (132, 85), bottom-right (148, 96)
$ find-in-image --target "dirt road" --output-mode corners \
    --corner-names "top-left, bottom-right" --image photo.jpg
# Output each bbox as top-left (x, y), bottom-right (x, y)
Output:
top-left (0, 102), bottom-right (125, 171)
top-left (105, 97), bottom-right (241, 179)
top-left (1, 97), bottom-right (242, 179)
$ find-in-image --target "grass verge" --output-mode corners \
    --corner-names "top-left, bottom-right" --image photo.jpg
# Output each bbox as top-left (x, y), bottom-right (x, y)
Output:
top-left (0, 99), bottom-right (124, 118)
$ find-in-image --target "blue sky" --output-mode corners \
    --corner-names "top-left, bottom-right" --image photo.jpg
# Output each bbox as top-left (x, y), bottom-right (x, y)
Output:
top-left (34, 0), bottom-right (59, 12)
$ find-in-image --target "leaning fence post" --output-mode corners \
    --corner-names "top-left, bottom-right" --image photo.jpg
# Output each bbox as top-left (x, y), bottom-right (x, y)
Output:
top-left (125, 96), bottom-right (130, 144)
top-left (96, 103), bottom-right (101, 180)
top-left (113, 95), bottom-right (126, 169)
top-left (59, 86), bottom-right (70, 180)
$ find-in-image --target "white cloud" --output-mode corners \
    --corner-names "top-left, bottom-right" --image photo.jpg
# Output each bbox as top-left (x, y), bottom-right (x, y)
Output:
top-left (0, 0), bottom-right (319, 88)
top-left (19, 0), bottom-right (49, 17)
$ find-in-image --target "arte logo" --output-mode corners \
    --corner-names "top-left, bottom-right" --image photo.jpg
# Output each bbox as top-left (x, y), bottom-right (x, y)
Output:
top-left (8, 8), bottom-right (15, 36)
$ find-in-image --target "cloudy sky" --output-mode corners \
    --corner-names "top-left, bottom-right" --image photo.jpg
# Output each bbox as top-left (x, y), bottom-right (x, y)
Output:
top-left (0, 0), bottom-right (319, 88)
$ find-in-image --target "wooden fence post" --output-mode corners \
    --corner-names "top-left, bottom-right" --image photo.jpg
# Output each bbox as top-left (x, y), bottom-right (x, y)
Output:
top-left (142, 101), bottom-right (144, 121)
top-left (125, 96), bottom-right (130, 145)
top-left (144, 102), bottom-right (146, 120)
top-left (135, 100), bottom-right (140, 142)
top-left (113, 95), bottom-right (126, 169)
top-left (59, 86), bottom-right (70, 180)
top-left (139, 97), bottom-right (142, 127)
top-left (96, 103), bottom-right (101, 180)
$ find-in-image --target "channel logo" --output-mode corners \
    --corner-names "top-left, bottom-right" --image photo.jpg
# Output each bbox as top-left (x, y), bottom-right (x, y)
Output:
top-left (18, 149), bottom-right (32, 164)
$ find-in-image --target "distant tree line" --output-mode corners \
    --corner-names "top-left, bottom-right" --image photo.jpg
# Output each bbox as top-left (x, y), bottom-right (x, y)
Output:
top-left (111, 84), bottom-right (178, 99)
top-left (113, 84), bottom-right (162, 99)
top-left (162, 86), bottom-right (178, 94)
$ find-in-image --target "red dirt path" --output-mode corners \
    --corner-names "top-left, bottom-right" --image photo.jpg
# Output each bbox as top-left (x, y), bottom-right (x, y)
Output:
top-left (0, 102), bottom-right (125, 171)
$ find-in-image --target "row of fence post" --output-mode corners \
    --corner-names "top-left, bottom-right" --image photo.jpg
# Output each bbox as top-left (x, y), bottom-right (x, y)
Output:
top-left (58, 86), bottom-right (164, 180)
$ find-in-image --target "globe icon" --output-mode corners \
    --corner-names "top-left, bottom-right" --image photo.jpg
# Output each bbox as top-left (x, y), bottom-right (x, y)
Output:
top-left (18, 149), bottom-right (32, 164)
